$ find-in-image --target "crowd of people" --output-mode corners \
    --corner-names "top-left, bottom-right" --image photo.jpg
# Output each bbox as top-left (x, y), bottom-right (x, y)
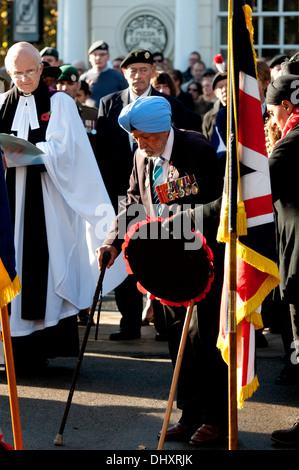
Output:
top-left (1, 39), bottom-right (299, 447)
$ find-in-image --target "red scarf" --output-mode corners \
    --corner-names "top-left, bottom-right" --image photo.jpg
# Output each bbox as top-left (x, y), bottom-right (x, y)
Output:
top-left (281, 106), bottom-right (299, 139)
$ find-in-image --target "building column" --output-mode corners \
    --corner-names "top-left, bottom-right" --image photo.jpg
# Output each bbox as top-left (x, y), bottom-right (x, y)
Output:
top-left (174, 0), bottom-right (200, 72)
top-left (57, 0), bottom-right (88, 65)
top-left (56, 0), bottom-right (65, 61)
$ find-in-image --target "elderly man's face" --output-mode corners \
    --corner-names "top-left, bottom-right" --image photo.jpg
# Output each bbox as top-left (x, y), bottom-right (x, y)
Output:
top-left (123, 63), bottom-right (156, 96)
top-left (131, 129), bottom-right (170, 158)
top-left (8, 51), bottom-right (43, 94)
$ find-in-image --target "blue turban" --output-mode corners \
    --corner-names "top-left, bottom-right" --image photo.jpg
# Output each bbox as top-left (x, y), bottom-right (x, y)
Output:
top-left (118, 96), bottom-right (172, 134)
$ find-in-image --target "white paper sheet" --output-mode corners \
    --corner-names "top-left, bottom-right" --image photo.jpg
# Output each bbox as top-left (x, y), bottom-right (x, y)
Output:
top-left (0, 133), bottom-right (45, 168)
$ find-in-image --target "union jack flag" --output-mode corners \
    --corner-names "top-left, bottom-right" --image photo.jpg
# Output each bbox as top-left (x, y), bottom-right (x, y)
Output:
top-left (216, 0), bottom-right (280, 408)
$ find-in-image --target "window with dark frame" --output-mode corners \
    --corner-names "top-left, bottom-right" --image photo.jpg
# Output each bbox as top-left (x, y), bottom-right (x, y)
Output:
top-left (218, 0), bottom-right (299, 61)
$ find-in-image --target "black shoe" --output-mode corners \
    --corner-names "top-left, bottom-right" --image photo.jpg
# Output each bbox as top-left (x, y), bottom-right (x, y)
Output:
top-left (78, 311), bottom-right (94, 326)
top-left (189, 424), bottom-right (228, 445)
top-left (157, 423), bottom-right (197, 442)
top-left (271, 421), bottom-right (299, 445)
top-left (109, 330), bottom-right (140, 341)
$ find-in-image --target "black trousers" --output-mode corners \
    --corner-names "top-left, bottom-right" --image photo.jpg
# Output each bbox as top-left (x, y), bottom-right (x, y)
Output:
top-left (162, 247), bottom-right (228, 428)
top-left (114, 274), bottom-right (143, 334)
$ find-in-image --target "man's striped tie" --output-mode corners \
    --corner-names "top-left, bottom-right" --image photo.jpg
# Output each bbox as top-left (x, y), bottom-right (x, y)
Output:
top-left (152, 157), bottom-right (165, 212)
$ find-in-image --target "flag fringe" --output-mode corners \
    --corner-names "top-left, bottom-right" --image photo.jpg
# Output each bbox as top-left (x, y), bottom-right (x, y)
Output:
top-left (238, 375), bottom-right (259, 409)
top-left (216, 201), bottom-right (248, 243)
top-left (216, 334), bottom-right (260, 408)
top-left (237, 201), bottom-right (247, 236)
top-left (0, 275), bottom-right (21, 309)
top-left (237, 239), bottom-right (279, 275)
top-left (242, 4), bottom-right (260, 90)
top-left (0, 258), bottom-right (21, 309)
top-left (217, 203), bottom-right (229, 243)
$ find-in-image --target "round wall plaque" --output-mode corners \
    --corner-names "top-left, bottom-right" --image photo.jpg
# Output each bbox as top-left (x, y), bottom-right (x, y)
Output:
top-left (124, 14), bottom-right (168, 53)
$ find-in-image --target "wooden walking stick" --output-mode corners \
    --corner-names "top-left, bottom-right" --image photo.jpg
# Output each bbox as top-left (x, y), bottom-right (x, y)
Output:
top-left (157, 300), bottom-right (195, 451)
top-left (0, 305), bottom-right (23, 450)
top-left (54, 251), bottom-right (111, 446)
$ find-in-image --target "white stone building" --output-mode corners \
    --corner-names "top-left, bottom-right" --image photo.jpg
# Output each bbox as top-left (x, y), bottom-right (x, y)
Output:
top-left (57, 0), bottom-right (299, 71)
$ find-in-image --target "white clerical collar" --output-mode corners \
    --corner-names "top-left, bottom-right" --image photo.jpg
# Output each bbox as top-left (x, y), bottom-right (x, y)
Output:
top-left (11, 94), bottom-right (40, 139)
top-left (129, 85), bottom-right (152, 102)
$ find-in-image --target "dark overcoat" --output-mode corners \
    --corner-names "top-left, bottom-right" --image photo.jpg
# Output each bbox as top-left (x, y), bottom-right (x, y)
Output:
top-left (269, 123), bottom-right (299, 303)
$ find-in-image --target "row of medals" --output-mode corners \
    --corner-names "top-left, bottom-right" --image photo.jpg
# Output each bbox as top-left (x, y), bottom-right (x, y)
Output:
top-left (166, 172), bottom-right (199, 201)
top-left (145, 165), bottom-right (199, 202)
top-left (166, 178), bottom-right (199, 201)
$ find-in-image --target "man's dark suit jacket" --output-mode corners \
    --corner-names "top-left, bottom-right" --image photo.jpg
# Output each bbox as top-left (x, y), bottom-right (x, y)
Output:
top-left (96, 87), bottom-right (188, 211)
top-left (104, 127), bottom-right (223, 252)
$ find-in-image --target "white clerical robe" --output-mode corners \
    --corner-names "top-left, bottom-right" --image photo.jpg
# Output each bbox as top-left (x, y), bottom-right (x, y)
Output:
top-left (0, 90), bottom-right (127, 337)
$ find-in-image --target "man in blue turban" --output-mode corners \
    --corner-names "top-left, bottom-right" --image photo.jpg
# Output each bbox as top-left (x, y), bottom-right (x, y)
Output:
top-left (97, 95), bottom-right (230, 446)
top-left (118, 96), bottom-right (172, 134)
top-left (95, 50), bottom-right (188, 344)
top-left (118, 96), bottom-right (172, 162)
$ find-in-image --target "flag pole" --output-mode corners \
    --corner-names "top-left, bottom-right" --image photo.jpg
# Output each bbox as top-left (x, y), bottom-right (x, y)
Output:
top-left (0, 305), bottom-right (23, 450)
top-left (228, 234), bottom-right (238, 450)
top-left (227, 0), bottom-right (238, 450)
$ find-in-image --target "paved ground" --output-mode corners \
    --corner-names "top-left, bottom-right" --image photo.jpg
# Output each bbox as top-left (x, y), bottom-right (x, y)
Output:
top-left (1, 292), bottom-right (299, 457)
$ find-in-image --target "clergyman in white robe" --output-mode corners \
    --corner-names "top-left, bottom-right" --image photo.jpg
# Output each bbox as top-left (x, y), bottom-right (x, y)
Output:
top-left (0, 89), bottom-right (127, 340)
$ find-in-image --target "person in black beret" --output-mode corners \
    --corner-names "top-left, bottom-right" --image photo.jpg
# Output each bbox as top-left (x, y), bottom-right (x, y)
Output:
top-left (269, 53), bottom-right (290, 81)
top-left (120, 48), bottom-right (154, 68)
top-left (266, 73), bottom-right (299, 106)
top-left (40, 47), bottom-right (60, 67)
top-left (281, 52), bottom-right (299, 76)
top-left (88, 40), bottom-right (109, 55)
top-left (80, 40), bottom-right (128, 108)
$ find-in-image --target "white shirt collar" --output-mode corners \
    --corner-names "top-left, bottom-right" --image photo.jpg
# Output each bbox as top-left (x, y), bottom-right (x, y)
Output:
top-left (129, 85), bottom-right (152, 102)
top-left (161, 127), bottom-right (174, 163)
